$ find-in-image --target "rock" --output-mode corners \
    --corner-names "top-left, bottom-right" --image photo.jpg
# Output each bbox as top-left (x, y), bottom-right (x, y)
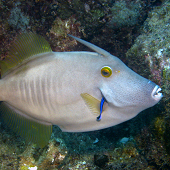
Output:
top-left (94, 154), bottom-right (109, 168)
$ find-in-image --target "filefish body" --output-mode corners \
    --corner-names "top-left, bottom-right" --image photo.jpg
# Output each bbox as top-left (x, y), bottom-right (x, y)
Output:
top-left (0, 33), bottom-right (162, 147)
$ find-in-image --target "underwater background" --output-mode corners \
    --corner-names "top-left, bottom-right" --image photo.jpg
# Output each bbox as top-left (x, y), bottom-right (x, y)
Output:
top-left (0, 0), bottom-right (170, 169)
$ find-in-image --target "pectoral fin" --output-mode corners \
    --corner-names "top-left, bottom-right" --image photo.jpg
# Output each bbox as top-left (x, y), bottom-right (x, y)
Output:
top-left (81, 93), bottom-right (100, 116)
top-left (0, 102), bottom-right (52, 148)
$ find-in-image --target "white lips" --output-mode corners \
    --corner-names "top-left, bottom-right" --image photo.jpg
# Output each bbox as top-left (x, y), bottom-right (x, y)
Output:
top-left (152, 85), bottom-right (163, 101)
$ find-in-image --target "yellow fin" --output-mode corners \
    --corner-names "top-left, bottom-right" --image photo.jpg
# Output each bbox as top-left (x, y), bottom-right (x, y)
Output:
top-left (1, 32), bottom-right (52, 77)
top-left (0, 102), bottom-right (52, 148)
top-left (81, 93), bottom-right (100, 116)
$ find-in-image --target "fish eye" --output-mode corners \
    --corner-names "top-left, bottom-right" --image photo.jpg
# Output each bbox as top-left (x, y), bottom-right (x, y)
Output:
top-left (101, 66), bottom-right (112, 77)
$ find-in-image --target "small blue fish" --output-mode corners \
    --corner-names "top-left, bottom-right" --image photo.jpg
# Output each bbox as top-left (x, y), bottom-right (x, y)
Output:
top-left (97, 97), bottom-right (106, 121)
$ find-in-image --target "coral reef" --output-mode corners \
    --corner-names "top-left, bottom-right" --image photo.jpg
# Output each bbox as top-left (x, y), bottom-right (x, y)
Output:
top-left (108, 0), bottom-right (141, 30)
top-left (135, 127), bottom-right (170, 169)
top-left (126, 0), bottom-right (170, 166)
top-left (0, 125), bottom-right (67, 170)
top-left (48, 16), bottom-right (82, 51)
top-left (8, 2), bottom-right (30, 31)
top-left (56, 0), bottom-right (110, 36)
top-left (126, 1), bottom-right (170, 84)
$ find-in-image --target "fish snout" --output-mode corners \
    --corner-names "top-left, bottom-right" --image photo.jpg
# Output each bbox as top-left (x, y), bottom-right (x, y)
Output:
top-left (151, 85), bottom-right (163, 102)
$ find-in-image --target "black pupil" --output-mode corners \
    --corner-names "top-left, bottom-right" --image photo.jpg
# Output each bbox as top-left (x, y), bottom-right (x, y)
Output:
top-left (102, 70), bottom-right (109, 76)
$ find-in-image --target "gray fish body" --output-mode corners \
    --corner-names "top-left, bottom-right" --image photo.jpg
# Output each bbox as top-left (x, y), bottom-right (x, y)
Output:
top-left (0, 48), bottom-right (162, 132)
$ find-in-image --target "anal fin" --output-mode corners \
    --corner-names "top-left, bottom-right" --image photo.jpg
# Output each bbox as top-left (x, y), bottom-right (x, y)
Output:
top-left (0, 102), bottom-right (52, 148)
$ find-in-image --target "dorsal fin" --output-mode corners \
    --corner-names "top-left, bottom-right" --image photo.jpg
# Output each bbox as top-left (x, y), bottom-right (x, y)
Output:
top-left (1, 32), bottom-right (52, 77)
top-left (68, 34), bottom-right (111, 57)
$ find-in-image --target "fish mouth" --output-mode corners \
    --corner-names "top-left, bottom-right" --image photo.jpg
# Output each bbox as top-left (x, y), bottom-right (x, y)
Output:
top-left (151, 85), bottom-right (163, 101)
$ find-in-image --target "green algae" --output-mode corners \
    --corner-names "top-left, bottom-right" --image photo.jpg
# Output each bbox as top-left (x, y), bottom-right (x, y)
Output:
top-left (162, 68), bottom-right (170, 96)
top-left (108, 1), bottom-right (141, 29)
top-left (162, 68), bottom-right (170, 155)
top-left (164, 118), bottom-right (170, 155)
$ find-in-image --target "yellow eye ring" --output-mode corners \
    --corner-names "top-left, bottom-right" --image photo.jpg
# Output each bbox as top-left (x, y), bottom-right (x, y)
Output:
top-left (101, 66), bottom-right (112, 77)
